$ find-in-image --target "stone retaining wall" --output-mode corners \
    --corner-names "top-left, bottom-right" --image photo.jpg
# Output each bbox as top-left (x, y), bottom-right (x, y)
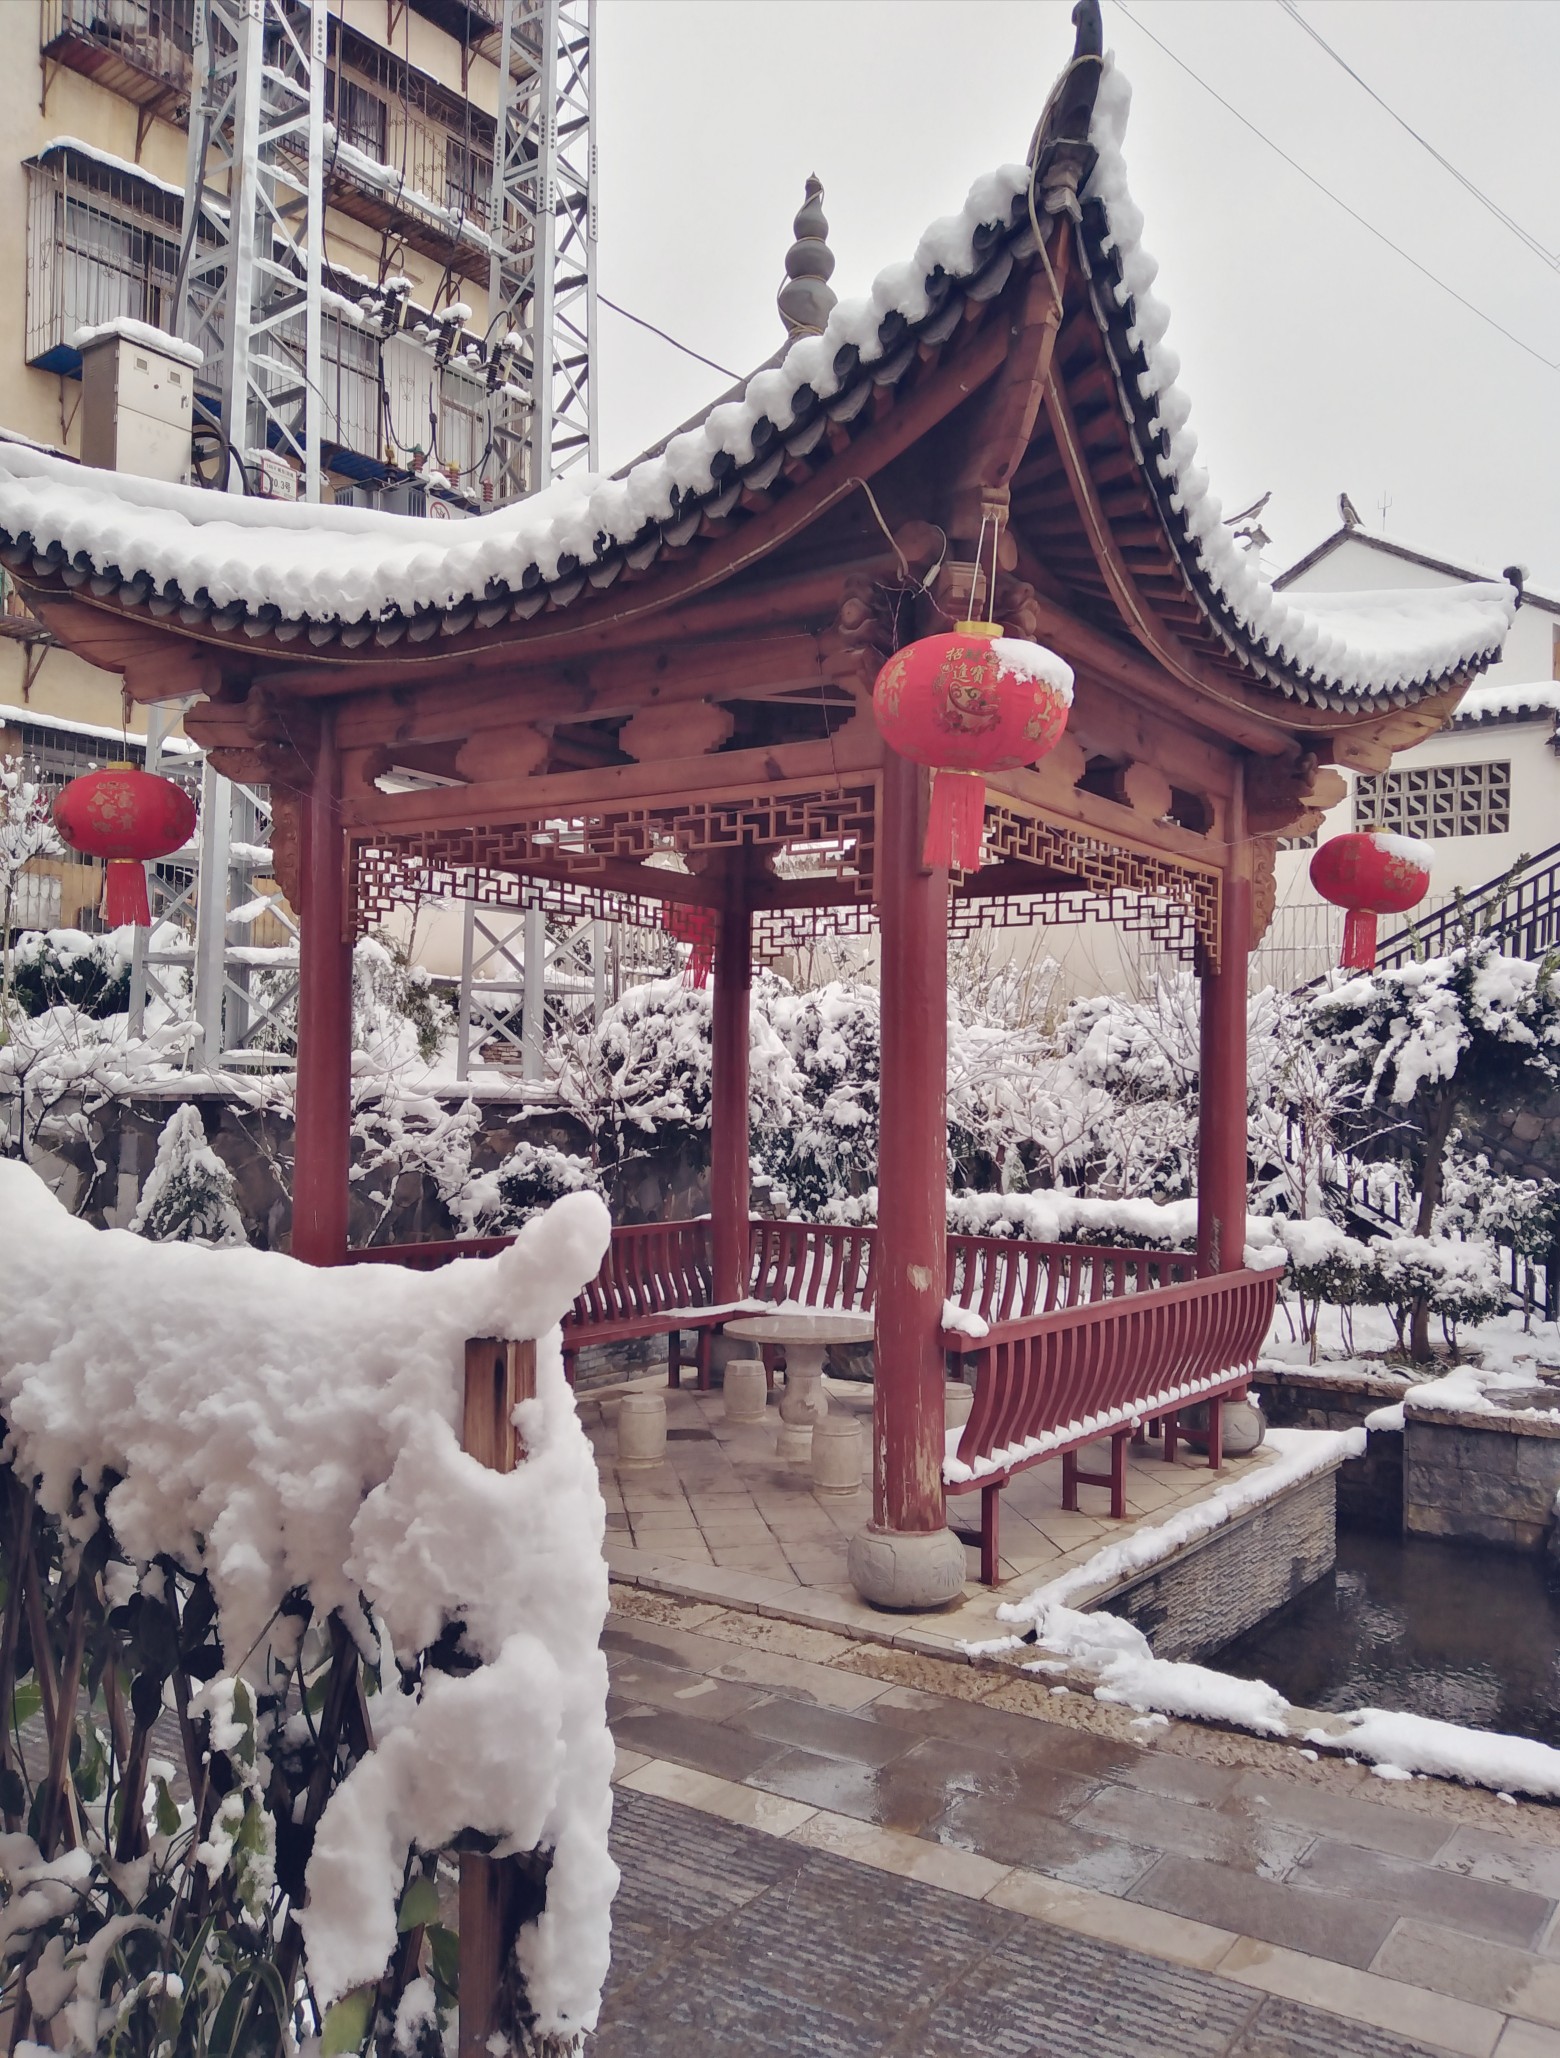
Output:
top-left (1252, 1365), bottom-right (1406, 1531)
top-left (1090, 1465), bottom-right (1340, 1662)
top-left (1404, 1405), bottom-right (1560, 1553)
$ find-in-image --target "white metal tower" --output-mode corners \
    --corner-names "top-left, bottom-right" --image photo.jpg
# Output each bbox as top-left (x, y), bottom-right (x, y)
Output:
top-left (488, 0), bottom-right (599, 497)
top-left (178, 0), bottom-right (326, 500)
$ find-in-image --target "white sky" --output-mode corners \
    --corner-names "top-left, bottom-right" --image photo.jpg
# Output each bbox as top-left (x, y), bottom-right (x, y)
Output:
top-left (594, 0), bottom-right (1560, 594)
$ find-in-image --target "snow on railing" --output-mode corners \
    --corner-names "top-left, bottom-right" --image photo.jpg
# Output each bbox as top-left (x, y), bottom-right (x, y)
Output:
top-left (0, 1164), bottom-right (616, 2055)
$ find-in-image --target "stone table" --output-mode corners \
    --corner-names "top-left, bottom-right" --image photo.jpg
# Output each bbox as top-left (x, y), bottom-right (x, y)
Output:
top-left (723, 1311), bottom-right (876, 1463)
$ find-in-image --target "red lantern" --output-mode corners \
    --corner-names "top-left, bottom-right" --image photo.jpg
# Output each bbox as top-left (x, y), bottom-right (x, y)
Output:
top-left (872, 620), bottom-right (1073, 871)
top-left (1309, 829), bottom-right (1431, 971)
top-left (662, 901), bottom-right (716, 988)
top-left (53, 764), bottom-right (197, 928)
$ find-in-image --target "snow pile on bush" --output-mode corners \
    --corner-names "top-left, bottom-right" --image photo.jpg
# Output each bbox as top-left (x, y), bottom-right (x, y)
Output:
top-left (0, 1162), bottom-right (617, 2039)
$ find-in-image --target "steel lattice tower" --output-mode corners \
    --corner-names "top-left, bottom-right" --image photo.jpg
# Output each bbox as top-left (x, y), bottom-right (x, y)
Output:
top-left (488, 0), bottom-right (599, 497)
top-left (178, 0), bottom-right (326, 501)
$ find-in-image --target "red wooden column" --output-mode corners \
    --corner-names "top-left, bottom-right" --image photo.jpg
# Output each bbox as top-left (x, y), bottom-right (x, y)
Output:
top-left (848, 746), bottom-right (967, 1609)
top-left (292, 709), bottom-right (354, 1267)
top-left (1197, 765), bottom-right (1250, 1276)
top-left (709, 879), bottom-right (752, 1305)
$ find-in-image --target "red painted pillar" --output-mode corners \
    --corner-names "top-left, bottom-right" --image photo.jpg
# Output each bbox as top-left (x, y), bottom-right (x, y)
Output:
top-left (292, 710), bottom-right (354, 1266)
top-left (1197, 766), bottom-right (1250, 1276)
top-left (849, 745), bottom-right (966, 1608)
top-left (710, 887), bottom-right (752, 1304)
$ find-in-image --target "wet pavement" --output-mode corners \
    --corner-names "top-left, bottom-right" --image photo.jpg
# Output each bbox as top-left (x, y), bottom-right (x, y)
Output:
top-left (599, 1589), bottom-right (1560, 2058)
top-left (601, 1785), bottom-right (1490, 2058)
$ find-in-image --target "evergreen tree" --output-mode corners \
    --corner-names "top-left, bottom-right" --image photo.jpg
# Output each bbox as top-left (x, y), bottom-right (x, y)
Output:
top-left (130, 1103), bottom-right (248, 1246)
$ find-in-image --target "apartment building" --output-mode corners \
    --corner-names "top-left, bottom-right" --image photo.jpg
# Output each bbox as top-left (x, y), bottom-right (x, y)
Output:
top-left (0, 0), bottom-right (545, 923)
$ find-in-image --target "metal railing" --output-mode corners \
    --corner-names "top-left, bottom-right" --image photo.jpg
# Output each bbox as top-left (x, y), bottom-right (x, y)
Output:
top-left (1373, 838), bottom-right (1560, 968)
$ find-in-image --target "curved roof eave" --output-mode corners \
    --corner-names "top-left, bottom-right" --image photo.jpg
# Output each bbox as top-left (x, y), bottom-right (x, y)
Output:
top-left (0, 0), bottom-right (1516, 719)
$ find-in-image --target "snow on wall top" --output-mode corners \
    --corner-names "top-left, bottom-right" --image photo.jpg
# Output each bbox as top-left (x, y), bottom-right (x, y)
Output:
top-left (1450, 679), bottom-right (1560, 727)
top-left (1078, 57), bottom-right (1515, 705)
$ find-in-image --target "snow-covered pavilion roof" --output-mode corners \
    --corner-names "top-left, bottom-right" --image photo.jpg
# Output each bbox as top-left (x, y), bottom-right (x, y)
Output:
top-left (0, 1), bottom-right (1514, 718)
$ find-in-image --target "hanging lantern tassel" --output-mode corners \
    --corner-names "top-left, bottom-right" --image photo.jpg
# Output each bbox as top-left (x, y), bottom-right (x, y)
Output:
top-left (925, 769), bottom-right (987, 873)
top-left (1339, 907), bottom-right (1378, 972)
top-left (662, 901), bottom-right (717, 989)
top-left (103, 857), bottom-right (151, 929)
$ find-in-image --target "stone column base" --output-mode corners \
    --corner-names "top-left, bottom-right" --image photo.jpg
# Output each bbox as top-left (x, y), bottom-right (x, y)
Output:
top-left (848, 1523), bottom-right (968, 1610)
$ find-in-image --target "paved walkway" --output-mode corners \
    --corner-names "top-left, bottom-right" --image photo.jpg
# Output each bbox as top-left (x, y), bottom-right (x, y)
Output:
top-left (579, 1371), bottom-right (1265, 1645)
top-left (599, 1588), bottom-right (1560, 2058)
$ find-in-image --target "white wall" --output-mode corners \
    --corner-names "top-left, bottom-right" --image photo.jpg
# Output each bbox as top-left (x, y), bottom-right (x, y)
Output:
top-left (1257, 532), bottom-right (1560, 988)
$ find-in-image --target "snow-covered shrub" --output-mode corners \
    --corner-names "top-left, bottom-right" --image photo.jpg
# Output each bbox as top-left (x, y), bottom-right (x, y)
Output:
top-left (1371, 1234), bottom-right (1509, 1351)
top-left (1307, 937), bottom-right (1560, 1355)
top-left (767, 981), bottom-right (879, 1214)
top-left (466, 1140), bottom-right (606, 1234)
top-left (0, 757), bottom-right (63, 1034)
top-left (8, 927), bottom-right (132, 1020)
top-left (247, 933), bottom-right (452, 1069)
top-left (0, 1162), bottom-right (616, 2055)
top-left (129, 1100), bottom-right (247, 1246)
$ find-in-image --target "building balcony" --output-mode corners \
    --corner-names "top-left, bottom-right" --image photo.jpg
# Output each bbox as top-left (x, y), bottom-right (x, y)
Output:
top-left (40, 0), bottom-right (195, 124)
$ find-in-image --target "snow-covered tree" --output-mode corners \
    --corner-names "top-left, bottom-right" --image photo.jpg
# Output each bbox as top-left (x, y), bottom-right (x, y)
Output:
top-left (130, 1101), bottom-right (248, 1246)
top-left (0, 757), bottom-right (63, 1037)
top-left (1308, 937), bottom-right (1560, 1357)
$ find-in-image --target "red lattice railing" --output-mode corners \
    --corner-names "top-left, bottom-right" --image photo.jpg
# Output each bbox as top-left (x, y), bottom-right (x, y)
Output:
top-left (948, 1267), bottom-right (1277, 1484)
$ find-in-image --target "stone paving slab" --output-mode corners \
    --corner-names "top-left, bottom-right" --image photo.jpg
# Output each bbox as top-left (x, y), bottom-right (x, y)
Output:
top-left (601, 1587), bottom-right (1560, 2053)
top-left (582, 1371), bottom-right (1254, 1634)
top-left (598, 1785), bottom-right (1482, 2058)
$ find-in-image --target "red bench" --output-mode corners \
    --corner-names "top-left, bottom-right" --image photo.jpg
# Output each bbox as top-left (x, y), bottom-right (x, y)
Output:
top-left (941, 1265), bottom-right (1279, 1582)
top-left (350, 1220), bottom-right (1279, 1587)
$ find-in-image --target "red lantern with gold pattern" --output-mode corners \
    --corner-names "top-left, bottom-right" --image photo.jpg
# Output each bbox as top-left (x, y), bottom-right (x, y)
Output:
top-left (1309, 829), bottom-right (1431, 971)
top-left (52, 764), bottom-right (197, 928)
top-left (871, 620), bottom-right (1074, 872)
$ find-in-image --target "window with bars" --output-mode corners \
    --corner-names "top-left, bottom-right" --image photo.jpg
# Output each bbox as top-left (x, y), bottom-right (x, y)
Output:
top-left (1353, 762), bottom-right (1510, 839)
top-left (25, 155), bottom-right (182, 370)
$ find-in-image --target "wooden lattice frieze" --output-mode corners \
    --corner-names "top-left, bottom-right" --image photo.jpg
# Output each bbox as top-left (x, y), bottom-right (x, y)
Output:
top-left (351, 783), bottom-right (880, 938)
top-left (971, 802), bottom-right (1222, 969)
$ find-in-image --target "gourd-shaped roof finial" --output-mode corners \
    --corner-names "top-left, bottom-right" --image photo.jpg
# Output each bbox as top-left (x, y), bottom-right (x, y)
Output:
top-left (778, 175), bottom-right (836, 339)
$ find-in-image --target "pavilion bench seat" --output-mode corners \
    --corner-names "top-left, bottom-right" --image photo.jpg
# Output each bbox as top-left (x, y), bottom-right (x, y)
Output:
top-left (940, 1265), bottom-right (1280, 1584)
top-left (348, 1224), bottom-right (1276, 1585)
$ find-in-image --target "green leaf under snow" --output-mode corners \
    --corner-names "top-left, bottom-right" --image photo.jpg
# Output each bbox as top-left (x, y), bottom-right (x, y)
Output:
top-left (154, 1775), bottom-right (181, 1838)
top-left (320, 1986), bottom-right (374, 2056)
top-left (397, 1873), bottom-right (441, 1932)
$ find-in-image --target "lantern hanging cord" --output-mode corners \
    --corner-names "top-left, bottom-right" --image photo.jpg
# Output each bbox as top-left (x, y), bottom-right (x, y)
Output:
top-left (847, 478), bottom-right (910, 581)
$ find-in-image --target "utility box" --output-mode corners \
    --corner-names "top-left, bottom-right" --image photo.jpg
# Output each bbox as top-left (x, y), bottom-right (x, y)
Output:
top-left (77, 321), bottom-right (201, 483)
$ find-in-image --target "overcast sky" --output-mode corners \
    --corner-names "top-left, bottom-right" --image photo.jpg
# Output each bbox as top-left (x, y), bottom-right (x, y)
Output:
top-left (593, 0), bottom-right (1560, 595)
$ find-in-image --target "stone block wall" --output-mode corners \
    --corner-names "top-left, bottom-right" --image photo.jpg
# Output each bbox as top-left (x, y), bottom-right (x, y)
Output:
top-left (1253, 1367), bottom-right (1406, 1532)
top-left (1404, 1408), bottom-right (1560, 1553)
top-left (1094, 1466), bottom-right (1339, 1662)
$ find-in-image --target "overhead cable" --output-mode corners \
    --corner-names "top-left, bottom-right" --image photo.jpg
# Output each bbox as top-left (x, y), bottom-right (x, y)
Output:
top-left (1112, 0), bottom-right (1559, 372)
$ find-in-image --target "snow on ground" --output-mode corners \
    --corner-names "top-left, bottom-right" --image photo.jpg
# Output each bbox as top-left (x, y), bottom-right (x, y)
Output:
top-left (0, 1162), bottom-right (618, 2036)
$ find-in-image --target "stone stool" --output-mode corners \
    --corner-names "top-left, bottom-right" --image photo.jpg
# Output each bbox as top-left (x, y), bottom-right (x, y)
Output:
top-left (812, 1414), bottom-right (863, 1498)
top-left (723, 1357), bottom-right (769, 1425)
top-left (945, 1381), bottom-right (974, 1433)
top-left (616, 1389), bottom-right (667, 1470)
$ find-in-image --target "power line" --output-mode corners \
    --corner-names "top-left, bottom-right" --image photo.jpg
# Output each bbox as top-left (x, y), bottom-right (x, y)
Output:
top-left (599, 294), bottom-right (741, 381)
top-left (1111, 0), bottom-right (1560, 373)
top-left (1276, 0), bottom-right (1559, 270)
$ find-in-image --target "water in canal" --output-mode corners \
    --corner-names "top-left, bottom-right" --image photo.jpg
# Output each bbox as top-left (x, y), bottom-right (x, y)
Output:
top-left (1213, 1527), bottom-right (1560, 1748)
